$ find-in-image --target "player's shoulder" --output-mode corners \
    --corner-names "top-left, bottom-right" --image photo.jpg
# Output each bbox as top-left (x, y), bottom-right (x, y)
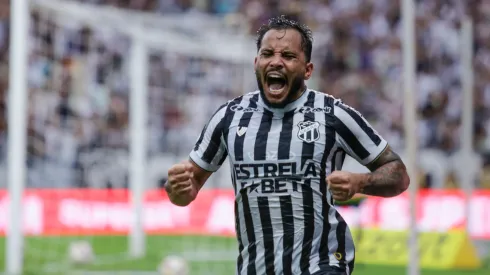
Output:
top-left (221, 90), bottom-right (261, 111)
top-left (225, 91), bottom-right (260, 106)
top-left (307, 89), bottom-right (344, 108)
top-left (307, 89), bottom-right (362, 117)
top-left (207, 91), bottom-right (260, 120)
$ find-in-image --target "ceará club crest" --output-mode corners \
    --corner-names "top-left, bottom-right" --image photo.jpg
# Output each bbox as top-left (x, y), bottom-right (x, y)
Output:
top-left (297, 121), bottom-right (320, 143)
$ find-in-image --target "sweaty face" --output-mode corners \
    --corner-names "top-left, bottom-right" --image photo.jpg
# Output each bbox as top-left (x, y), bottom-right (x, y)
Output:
top-left (255, 29), bottom-right (313, 108)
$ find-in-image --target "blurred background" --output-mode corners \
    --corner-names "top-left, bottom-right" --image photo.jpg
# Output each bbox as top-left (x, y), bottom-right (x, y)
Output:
top-left (0, 0), bottom-right (488, 190)
top-left (0, 0), bottom-right (489, 274)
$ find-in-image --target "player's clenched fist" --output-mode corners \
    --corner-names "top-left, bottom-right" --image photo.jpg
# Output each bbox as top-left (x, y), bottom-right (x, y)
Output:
top-left (327, 171), bottom-right (364, 202)
top-left (166, 160), bottom-right (198, 206)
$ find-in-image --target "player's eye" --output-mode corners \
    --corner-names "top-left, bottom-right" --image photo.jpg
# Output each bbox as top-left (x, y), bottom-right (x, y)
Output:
top-left (261, 51), bottom-right (272, 57)
top-left (282, 53), bottom-right (295, 59)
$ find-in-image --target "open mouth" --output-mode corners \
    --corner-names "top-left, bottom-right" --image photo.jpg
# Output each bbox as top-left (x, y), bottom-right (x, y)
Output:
top-left (266, 73), bottom-right (287, 94)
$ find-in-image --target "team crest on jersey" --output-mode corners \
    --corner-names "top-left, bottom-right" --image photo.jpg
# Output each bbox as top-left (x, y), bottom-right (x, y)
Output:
top-left (297, 121), bottom-right (320, 143)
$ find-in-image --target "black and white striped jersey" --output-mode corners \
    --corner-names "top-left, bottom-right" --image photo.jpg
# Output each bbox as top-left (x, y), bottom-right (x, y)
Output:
top-left (189, 89), bottom-right (388, 275)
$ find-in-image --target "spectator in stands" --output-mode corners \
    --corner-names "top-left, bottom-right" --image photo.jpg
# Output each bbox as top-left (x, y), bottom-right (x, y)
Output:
top-left (0, 0), bottom-right (489, 189)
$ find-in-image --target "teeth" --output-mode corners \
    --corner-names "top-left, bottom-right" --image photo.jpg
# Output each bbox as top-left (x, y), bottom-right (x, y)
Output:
top-left (270, 86), bottom-right (284, 92)
top-left (267, 72), bottom-right (285, 93)
top-left (268, 73), bottom-right (284, 79)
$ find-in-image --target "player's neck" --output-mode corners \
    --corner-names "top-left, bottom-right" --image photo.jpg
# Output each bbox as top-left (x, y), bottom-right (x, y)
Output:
top-left (291, 85), bottom-right (307, 102)
top-left (259, 86), bottom-right (308, 111)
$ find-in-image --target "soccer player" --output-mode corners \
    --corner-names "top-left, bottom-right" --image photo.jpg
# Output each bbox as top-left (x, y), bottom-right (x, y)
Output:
top-left (165, 16), bottom-right (410, 275)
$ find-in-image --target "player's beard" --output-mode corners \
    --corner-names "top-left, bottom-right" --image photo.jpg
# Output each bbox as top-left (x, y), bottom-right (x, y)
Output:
top-left (255, 70), bottom-right (305, 109)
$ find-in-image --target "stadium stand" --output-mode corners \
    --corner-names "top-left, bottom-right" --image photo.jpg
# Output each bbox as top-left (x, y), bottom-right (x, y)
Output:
top-left (0, 0), bottom-right (489, 190)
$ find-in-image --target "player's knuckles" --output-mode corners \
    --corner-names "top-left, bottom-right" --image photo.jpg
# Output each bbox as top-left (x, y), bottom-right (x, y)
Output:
top-left (330, 186), bottom-right (343, 193)
top-left (328, 174), bottom-right (349, 183)
top-left (171, 185), bottom-right (188, 195)
top-left (168, 172), bottom-right (183, 181)
top-left (167, 175), bottom-right (177, 185)
top-left (175, 184), bottom-right (192, 195)
top-left (172, 179), bottom-right (191, 188)
top-left (169, 164), bottom-right (187, 174)
top-left (338, 174), bottom-right (351, 182)
top-left (184, 163), bottom-right (193, 172)
top-left (329, 180), bottom-right (347, 189)
top-left (174, 187), bottom-right (189, 195)
top-left (173, 172), bottom-right (191, 181)
top-left (326, 177), bottom-right (340, 184)
top-left (167, 169), bottom-right (178, 177)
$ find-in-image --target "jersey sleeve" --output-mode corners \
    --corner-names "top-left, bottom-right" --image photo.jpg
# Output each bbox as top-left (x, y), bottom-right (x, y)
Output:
top-left (189, 104), bottom-right (229, 172)
top-left (332, 100), bottom-right (388, 166)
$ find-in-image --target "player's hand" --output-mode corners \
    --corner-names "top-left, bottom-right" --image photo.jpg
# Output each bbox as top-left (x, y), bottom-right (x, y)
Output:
top-left (166, 160), bottom-right (196, 198)
top-left (326, 171), bottom-right (363, 202)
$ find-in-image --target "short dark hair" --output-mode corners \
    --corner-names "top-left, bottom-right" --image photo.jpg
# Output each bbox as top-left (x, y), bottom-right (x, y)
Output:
top-left (256, 15), bottom-right (313, 62)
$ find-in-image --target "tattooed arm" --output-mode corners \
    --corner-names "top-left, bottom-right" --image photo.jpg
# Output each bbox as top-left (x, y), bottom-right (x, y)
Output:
top-left (360, 146), bottom-right (410, 197)
top-left (328, 100), bottom-right (410, 201)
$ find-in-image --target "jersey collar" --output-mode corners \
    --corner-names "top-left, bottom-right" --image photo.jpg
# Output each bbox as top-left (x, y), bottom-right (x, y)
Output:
top-left (257, 88), bottom-right (310, 113)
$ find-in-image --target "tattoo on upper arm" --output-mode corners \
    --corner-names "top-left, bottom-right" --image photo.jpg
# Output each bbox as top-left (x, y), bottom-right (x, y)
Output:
top-left (362, 146), bottom-right (408, 197)
top-left (366, 146), bottom-right (403, 172)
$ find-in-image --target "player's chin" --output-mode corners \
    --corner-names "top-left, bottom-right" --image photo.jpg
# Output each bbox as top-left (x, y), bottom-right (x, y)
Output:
top-left (264, 85), bottom-right (289, 106)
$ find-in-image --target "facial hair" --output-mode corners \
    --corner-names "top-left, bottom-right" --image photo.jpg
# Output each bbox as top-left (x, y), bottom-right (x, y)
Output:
top-left (255, 70), bottom-right (305, 108)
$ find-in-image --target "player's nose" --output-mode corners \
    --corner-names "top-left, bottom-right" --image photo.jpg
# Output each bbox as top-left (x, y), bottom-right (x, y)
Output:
top-left (268, 54), bottom-right (284, 68)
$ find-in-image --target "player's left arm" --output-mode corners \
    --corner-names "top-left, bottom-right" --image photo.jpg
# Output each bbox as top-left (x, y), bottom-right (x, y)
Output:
top-left (331, 101), bottom-right (409, 198)
top-left (361, 145), bottom-right (410, 197)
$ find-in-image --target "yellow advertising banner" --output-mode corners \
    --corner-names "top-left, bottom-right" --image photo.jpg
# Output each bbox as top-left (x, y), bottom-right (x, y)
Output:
top-left (352, 229), bottom-right (481, 270)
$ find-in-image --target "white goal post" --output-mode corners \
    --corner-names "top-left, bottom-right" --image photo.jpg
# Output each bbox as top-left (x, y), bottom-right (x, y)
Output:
top-left (401, 0), bottom-right (419, 275)
top-left (7, 0), bottom-right (30, 274)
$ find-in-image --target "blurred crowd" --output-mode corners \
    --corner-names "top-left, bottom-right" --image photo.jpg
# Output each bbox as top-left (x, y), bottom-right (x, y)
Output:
top-left (0, 0), bottom-right (489, 189)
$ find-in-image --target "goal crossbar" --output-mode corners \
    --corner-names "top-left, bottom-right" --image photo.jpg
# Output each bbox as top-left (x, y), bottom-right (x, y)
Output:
top-left (32, 0), bottom-right (256, 62)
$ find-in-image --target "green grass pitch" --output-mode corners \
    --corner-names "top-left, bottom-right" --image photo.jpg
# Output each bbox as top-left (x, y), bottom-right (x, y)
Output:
top-left (0, 235), bottom-right (488, 275)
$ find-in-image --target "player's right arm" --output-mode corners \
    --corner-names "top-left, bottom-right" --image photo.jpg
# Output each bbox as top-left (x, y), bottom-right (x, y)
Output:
top-left (165, 159), bottom-right (212, 206)
top-left (165, 103), bottom-right (229, 206)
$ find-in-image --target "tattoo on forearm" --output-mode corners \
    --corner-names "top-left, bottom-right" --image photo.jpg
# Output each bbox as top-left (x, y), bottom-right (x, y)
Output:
top-left (363, 147), bottom-right (409, 197)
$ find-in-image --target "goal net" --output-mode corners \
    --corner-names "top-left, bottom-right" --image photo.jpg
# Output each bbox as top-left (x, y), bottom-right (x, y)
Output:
top-left (2, 0), bottom-right (257, 274)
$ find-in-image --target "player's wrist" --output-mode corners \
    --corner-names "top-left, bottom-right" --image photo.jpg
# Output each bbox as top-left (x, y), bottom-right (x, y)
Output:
top-left (355, 173), bottom-right (371, 194)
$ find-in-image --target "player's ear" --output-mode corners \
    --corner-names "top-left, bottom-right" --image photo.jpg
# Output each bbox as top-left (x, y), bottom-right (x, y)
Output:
top-left (254, 56), bottom-right (258, 67)
top-left (304, 62), bottom-right (314, 80)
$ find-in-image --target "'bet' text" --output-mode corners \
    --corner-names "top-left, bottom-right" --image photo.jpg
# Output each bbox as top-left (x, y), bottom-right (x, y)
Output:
top-left (234, 161), bottom-right (319, 194)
